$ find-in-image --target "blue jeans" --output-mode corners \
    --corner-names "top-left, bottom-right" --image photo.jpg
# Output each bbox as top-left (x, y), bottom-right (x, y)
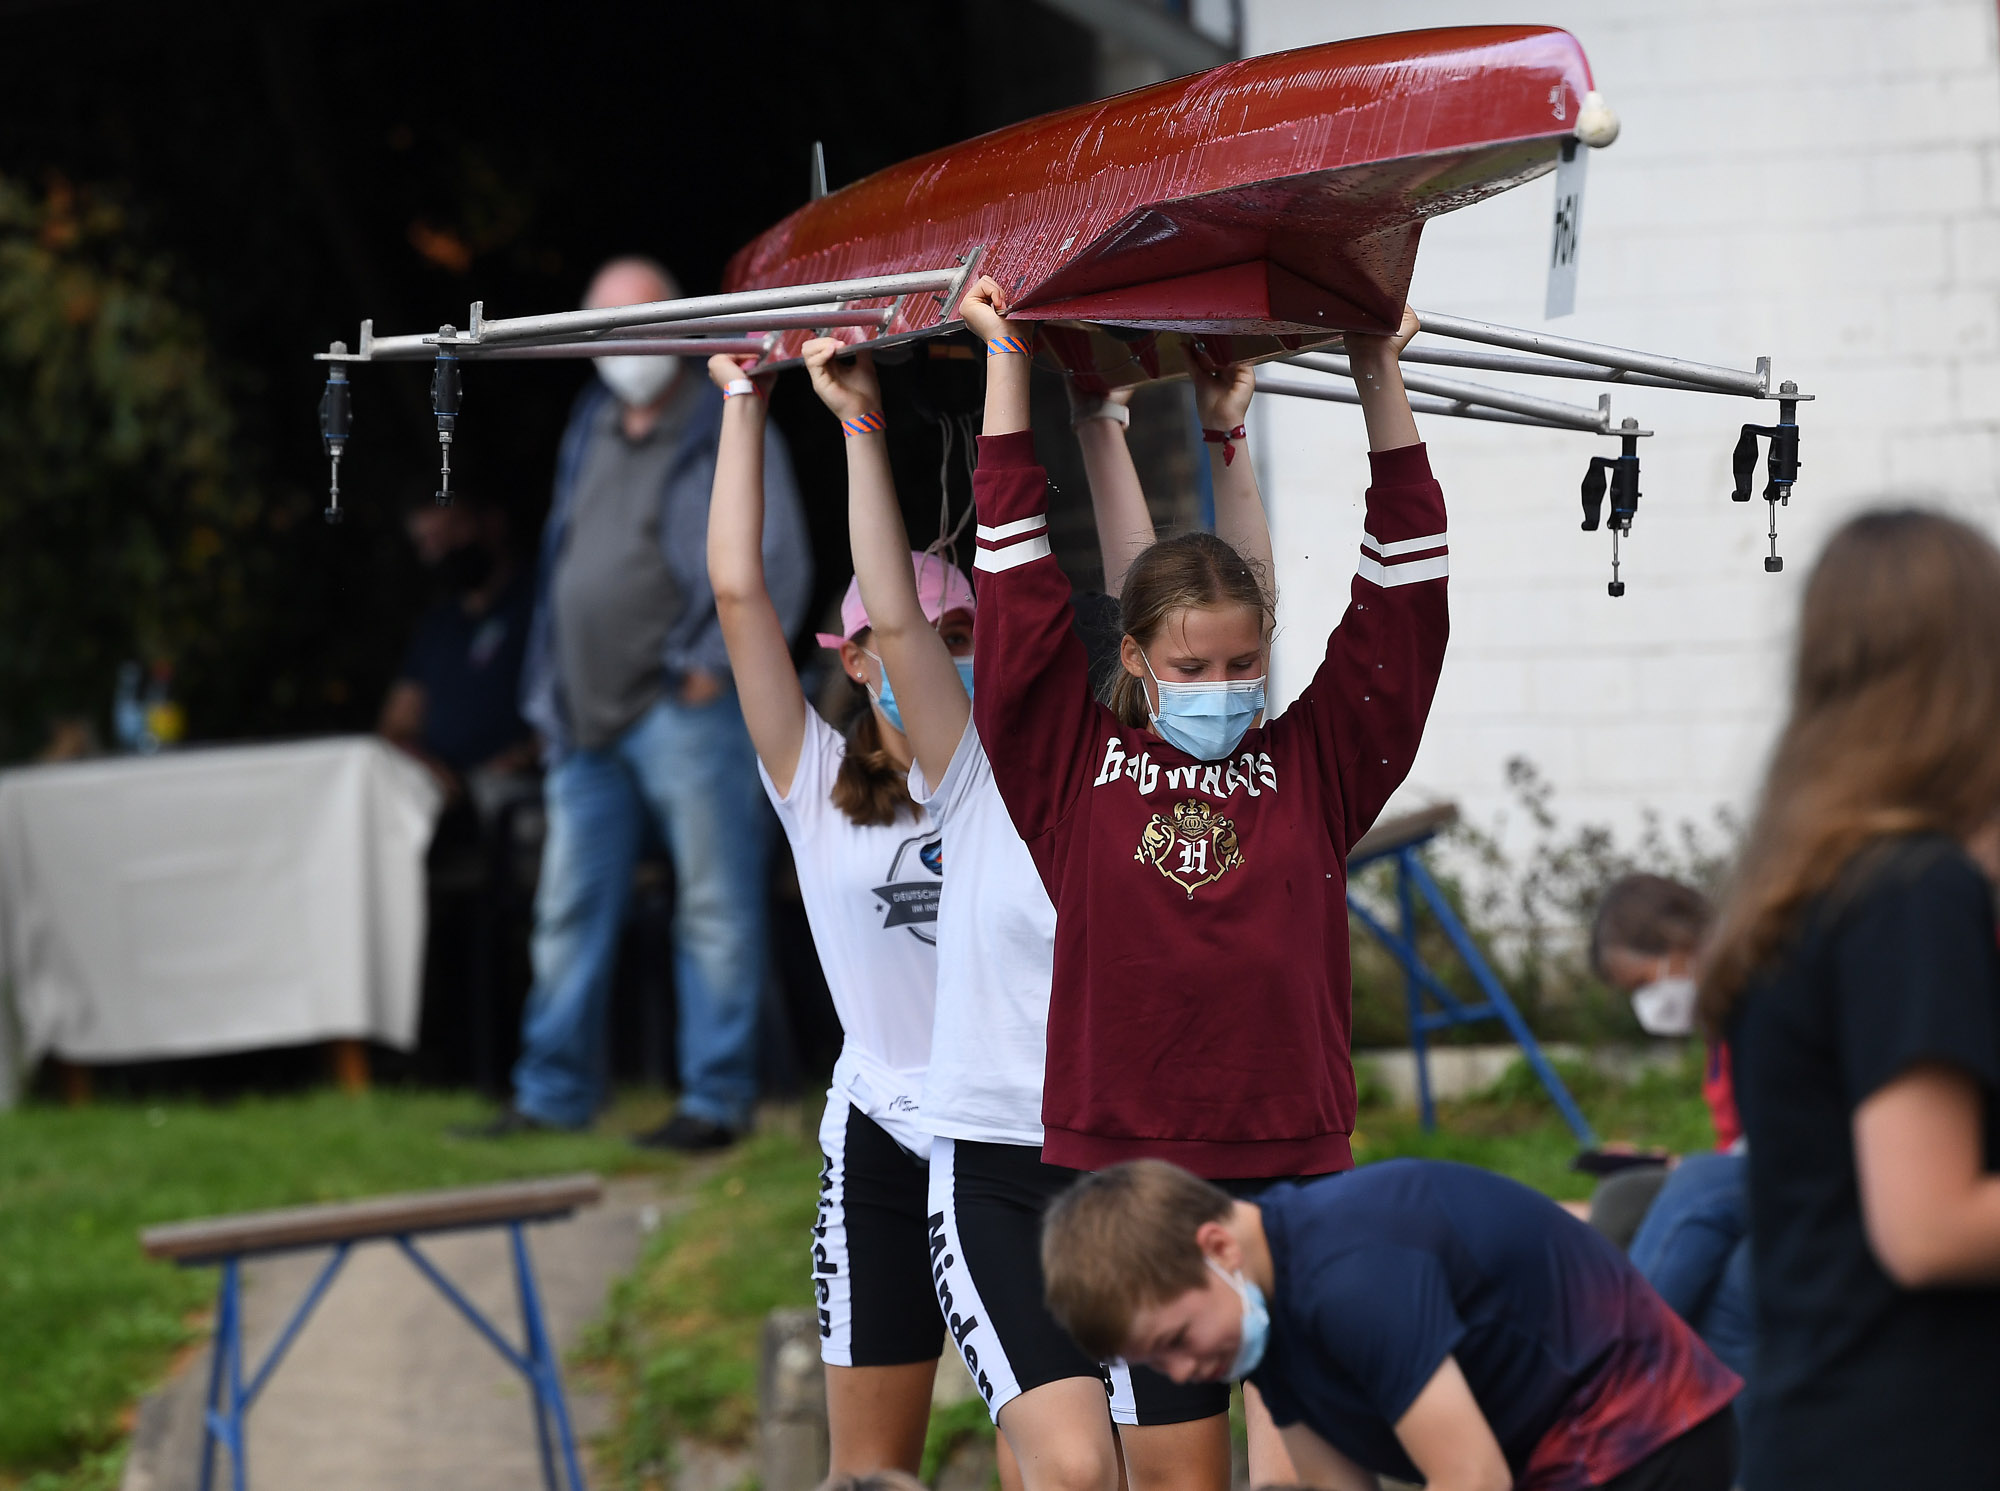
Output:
top-left (1629, 1151), bottom-right (1754, 1396)
top-left (511, 690), bottom-right (770, 1129)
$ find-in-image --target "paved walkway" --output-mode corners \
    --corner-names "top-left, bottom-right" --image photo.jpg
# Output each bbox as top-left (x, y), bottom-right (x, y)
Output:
top-left (122, 1177), bottom-right (667, 1491)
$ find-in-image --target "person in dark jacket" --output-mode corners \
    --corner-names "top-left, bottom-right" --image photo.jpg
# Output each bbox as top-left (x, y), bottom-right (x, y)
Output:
top-left (476, 254), bottom-right (810, 1148)
top-left (379, 486), bottom-right (537, 798)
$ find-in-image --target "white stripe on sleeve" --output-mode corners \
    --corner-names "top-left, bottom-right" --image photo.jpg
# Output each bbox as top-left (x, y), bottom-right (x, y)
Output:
top-left (1361, 528), bottom-right (1448, 558)
top-left (1357, 552), bottom-right (1450, 588)
top-left (973, 535), bottom-right (1053, 574)
top-left (976, 514), bottom-right (1049, 543)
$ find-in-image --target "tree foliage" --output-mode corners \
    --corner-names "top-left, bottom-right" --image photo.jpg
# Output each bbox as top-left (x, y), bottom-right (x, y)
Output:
top-left (0, 176), bottom-right (269, 761)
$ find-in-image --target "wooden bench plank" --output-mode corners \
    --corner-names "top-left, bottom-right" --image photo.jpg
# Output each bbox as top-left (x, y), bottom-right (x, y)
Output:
top-left (140, 1174), bottom-right (603, 1263)
top-left (1347, 802), bottom-right (1460, 867)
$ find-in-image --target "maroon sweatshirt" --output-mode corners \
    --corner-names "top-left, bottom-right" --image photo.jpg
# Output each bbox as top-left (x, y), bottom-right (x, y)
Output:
top-left (971, 432), bottom-right (1448, 1177)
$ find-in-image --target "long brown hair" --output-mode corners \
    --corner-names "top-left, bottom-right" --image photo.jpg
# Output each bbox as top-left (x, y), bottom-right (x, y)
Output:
top-left (828, 629), bottom-right (919, 827)
top-left (1698, 509), bottom-right (2000, 1031)
top-left (1104, 532), bottom-right (1275, 727)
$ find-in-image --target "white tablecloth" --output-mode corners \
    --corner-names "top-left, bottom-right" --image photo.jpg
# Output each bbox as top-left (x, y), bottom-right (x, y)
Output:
top-left (0, 737), bottom-right (442, 1106)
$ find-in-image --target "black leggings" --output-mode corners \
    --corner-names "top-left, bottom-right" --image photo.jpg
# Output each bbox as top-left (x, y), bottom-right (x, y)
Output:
top-left (1600, 1408), bottom-right (1738, 1491)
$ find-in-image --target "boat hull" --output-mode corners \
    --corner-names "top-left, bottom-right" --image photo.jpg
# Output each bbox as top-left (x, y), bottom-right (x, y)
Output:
top-left (724, 26), bottom-right (1595, 387)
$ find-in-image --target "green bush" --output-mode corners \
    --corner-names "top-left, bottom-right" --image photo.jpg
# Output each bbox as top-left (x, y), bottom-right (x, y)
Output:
top-left (0, 175), bottom-right (268, 760)
top-left (1350, 758), bottom-right (1739, 1051)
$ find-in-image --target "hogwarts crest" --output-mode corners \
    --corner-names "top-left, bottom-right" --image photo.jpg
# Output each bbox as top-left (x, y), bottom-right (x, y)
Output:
top-left (1134, 799), bottom-right (1245, 897)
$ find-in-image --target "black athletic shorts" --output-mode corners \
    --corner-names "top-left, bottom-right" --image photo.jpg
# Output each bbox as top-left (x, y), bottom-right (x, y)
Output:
top-left (928, 1137), bottom-right (1232, 1426)
top-left (1600, 1406), bottom-right (1737, 1491)
top-left (813, 1099), bottom-right (946, 1367)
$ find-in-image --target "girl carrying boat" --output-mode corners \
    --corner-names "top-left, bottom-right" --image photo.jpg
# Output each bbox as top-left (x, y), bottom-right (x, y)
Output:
top-left (956, 275), bottom-right (1445, 1460)
top-left (704, 354), bottom-right (950, 1476)
top-left (798, 334), bottom-right (1270, 1491)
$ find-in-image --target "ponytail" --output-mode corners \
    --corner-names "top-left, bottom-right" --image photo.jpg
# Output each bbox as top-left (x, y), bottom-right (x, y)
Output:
top-left (831, 680), bottom-right (919, 827)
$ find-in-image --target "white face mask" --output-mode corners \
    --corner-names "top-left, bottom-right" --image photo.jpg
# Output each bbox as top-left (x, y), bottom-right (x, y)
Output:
top-left (595, 354), bottom-right (680, 409)
top-left (1631, 974), bottom-right (1698, 1037)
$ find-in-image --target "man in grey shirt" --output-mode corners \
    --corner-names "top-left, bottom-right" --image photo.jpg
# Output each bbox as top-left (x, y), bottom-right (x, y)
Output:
top-left (493, 255), bottom-right (809, 1147)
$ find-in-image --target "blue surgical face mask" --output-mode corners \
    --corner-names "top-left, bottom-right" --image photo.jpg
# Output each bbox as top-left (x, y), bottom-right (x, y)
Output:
top-left (862, 650), bottom-right (972, 728)
top-left (860, 648), bottom-right (905, 734)
top-left (1143, 653), bottom-right (1266, 761)
top-left (1206, 1255), bottom-right (1269, 1379)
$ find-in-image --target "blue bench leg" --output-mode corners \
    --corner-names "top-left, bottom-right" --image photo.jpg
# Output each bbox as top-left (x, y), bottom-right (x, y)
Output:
top-left (510, 1223), bottom-right (587, 1491)
top-left (1396, 851), bottom-right (1440, 1133)
top-left (200, 1258), bottom-right (247, 1491)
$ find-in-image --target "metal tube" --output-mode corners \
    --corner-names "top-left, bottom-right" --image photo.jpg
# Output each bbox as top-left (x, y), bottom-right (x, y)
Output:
top-left (1414, 309), bottom-right (1767, 396)
top-left (471, 267), bottom-right (962, 344)
top-left (353, 332), bottom-right (438, 360)
top-left (243, 1243), bottom-right (350, 1407)
top-left (1284, 352), bottom-right (1609, 430)
top-left (395, 1236), bottom-right (532, 1376)
top-left (1395, 342), bottom-right (1720, 394)
top-left (452, 338), bottom-right (769, 362)
top-left (1253, 373), bottom-right (1590, 431)
top-left (320, 337), bottom-right (770, 364)
top-left (478, 308), bottom-right (889, 345)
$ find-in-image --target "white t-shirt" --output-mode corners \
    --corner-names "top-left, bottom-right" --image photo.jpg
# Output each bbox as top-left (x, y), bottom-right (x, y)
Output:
top-left (760, 709), bottom-right (939, 1155)
top-left (911, 721), bottom-right (1056, 1145)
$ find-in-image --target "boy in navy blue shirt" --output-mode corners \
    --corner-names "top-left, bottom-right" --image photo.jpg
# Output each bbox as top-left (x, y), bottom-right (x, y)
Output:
top-left (1043, 1159), bottom-right (1738, 1491)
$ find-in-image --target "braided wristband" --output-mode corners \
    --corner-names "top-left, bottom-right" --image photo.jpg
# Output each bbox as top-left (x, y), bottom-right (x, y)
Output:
top-left (722, 379), bottom-right (759, 400)
top-left (1202, 424), bottom-right (1246, 466)
top-left (985, 335), bottom-right (1031, 358)
top-left (841, 410), bottom-right (886, 438)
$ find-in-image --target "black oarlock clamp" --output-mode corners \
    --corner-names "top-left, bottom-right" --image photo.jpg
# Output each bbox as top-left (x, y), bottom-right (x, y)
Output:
top-left (1731, 380), bottom-right (1804, 573)
top-left (431, 335), bottom-right (463, 506)
top-left (318, 348), bottom-right (352, 526)
top-left (1580, 418), bottom-right (1644, 596)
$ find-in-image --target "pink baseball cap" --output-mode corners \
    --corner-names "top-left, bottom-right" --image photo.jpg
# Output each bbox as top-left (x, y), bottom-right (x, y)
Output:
top-left (816, 550), bottom-right (977, 650)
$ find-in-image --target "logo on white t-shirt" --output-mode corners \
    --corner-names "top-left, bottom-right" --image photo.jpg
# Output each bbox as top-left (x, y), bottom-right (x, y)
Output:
top-left (873, 830), bottom-right (944, 943)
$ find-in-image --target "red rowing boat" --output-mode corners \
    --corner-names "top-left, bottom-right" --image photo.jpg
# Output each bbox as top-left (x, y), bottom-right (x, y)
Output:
top-left (725, 26), bottom-right (1596, 388)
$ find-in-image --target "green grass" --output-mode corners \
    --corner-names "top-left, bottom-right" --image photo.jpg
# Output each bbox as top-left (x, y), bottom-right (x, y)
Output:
top-left (0, 1088), bottom-right (682, 1488)
top-left (579, 1105), bottom-right (1001, 1491)
top-left (1356, 1048), bottom-right (1715, 1198)
top-left (580, 1119), bottom-right (824, 1483)
top-left (0, 1055), bottom-right (1714, 1491)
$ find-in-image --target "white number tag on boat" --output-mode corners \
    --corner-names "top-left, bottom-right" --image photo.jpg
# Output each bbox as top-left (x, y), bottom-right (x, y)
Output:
top-left (1545, 139), bottom-right (1588, 319)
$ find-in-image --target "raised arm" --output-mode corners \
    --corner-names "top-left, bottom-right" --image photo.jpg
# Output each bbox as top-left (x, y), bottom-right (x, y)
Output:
top-left (704, 355), bottom-right (809, 794)
top-left (1348, 311), bottom-right (1424, 453)
top-left (958, 277), bottom-right (1104, 848)
top-left (1289, 308), bottom-right (1448, 851)
top-left (802, 337), bottom-right (968, 788)
top-left (1070, 385), bottom-right (1151, 597)
top-left (1192, 361), bottom-right (1275, 579)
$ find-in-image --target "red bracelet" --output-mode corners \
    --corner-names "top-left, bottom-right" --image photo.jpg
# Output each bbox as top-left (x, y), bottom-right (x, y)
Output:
top-left (1202, 424), bottom-right (1246, 466)
top-left (842, 410), bottom-right (886, 438)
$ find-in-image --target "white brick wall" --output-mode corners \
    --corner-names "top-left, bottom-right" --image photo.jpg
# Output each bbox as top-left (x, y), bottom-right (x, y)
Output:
top-left (1245, 0), bottom-right (2000, 851)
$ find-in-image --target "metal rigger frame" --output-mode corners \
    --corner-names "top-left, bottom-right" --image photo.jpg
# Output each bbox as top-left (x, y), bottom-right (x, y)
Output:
top-left (312, 262), bottom-right (983, 522)
top-left (314, 264), bottom-right (1809, 584)
top-left (1256, 311), bottom-right (1811, 596)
